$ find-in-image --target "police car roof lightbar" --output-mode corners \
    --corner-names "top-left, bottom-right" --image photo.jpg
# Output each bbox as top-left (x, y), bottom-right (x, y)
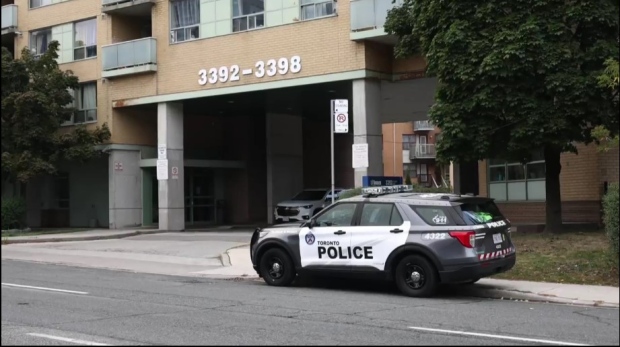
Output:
top-left (361, 185), bottom-right (414, 197)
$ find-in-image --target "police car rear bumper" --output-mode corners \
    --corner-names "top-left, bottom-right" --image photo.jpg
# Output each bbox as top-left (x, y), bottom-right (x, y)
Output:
top-left (439, 254), bottom-right (516, 284)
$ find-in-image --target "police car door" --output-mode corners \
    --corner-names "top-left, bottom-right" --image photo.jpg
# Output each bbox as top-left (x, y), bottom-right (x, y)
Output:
top-left (298, 202), bottom-right (359, 270)
top-left (349, 202), bottom-right (410, 271)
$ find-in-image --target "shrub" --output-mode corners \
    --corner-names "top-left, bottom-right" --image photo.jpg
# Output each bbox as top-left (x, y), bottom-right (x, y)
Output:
top-left (1, 197), bottom-right (27, 230)
top-left (603, 183), bottom-right (619, 255)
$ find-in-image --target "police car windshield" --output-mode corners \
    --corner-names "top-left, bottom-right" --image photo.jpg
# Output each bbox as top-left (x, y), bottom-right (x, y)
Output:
top-left (292, 190), bottom-right (327, 201)
top-left (456, 200), bottom-right (505, 225)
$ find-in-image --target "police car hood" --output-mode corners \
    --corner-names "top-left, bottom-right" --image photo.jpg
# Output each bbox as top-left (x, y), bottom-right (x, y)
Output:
top-left (277, 200), bottom-right (321, 207)
top-left (261, 223), bottom-right (303, 234)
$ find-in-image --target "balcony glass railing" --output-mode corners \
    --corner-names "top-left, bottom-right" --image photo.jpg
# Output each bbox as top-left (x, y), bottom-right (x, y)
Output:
top-left (102, 37), bottom-right (157, 71)
top-left (410, 144), bottom-right (437, 159)
top-left (350, 0), bottom-right (403, 32)
top-left (414, 120), bottom-right (435, 131)
top-left (1, 5), bottom-right (18, 31)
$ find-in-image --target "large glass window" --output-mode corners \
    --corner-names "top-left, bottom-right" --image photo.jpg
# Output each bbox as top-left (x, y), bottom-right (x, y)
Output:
top-left (402, 134), bottom-right (416, 150)
top-left (488, 152), bottom-right (546, 201)
top-left (29, 28), bottom-right (52, 58)
top-left (30, 0), bottom-right (52, 9)
top-left (232, 0), bottom-right (264, 32)
top-left (64, 82), bottom-right (97, 125)
top-left (301, 0), bottom-right (335, 20)
top-left (170, 0), bottom-right (200, 43)
top-left (74, 18), bottom-right (97, 60)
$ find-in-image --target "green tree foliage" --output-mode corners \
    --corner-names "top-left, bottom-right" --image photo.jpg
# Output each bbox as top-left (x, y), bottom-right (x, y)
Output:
top-left (1, 41), bottom-right (111, 183)
top-left (385, 0), bottom-right (619, 232)
top-left (593, 58), bottom-right (619, 151)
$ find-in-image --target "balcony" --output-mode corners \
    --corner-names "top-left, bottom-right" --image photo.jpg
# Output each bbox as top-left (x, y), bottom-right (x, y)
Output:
top-left (1, 4), bottom-right (17, 36)
top-left (414, 120), bottom-right (435, 131)
top-left (409, 144), bottom-right (437, 160)
top-left (102, 38), bottom-right (157, 78)
top-left (101, 0), bottom-right (154, 16)
top-left (350, 0), bottom-right (403, 43)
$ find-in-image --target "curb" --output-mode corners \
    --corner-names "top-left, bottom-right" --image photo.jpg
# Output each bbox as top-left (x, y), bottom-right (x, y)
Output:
top-left (2, 230), bottom-right (170, 245)
top-left (460, 286), bottom-right (620, 308)
top-left (219, 243), bottom-right (250, 267)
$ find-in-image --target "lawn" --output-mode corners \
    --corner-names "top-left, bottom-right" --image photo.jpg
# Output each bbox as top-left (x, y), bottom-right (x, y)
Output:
top-left (494, 230), bottom-right (619, 287)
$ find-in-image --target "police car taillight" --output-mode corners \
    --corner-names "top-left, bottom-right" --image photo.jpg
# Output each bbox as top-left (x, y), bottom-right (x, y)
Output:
top-left (449, 231), bottom-right (475, 248)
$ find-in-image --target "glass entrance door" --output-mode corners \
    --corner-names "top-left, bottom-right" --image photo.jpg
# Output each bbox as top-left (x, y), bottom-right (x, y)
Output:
top-left (185, 168), bottom-right (216, 225)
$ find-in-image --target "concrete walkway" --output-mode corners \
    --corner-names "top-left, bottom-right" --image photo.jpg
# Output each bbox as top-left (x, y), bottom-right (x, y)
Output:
top-left (227, 245), bottom-right (620, 308)
top-left (2, 229), bottom-right (164, 244)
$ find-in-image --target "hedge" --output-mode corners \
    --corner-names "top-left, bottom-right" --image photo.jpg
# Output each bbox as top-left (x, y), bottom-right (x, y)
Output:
top-left (603, 183), bottom-right (619, 255)
top-left (1, 197), bottom-right (27, 230)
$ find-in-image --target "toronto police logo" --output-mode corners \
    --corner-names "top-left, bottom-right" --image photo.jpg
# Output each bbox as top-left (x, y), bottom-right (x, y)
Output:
top-left (305, 232), bottom-right (316, 245)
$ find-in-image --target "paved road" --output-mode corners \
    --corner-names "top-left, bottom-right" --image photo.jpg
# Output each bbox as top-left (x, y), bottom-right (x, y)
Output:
top-left (2, 260), bottom-right (618, 346)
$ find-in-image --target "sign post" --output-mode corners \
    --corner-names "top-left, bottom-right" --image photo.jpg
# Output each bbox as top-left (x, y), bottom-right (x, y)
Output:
top-left (331, 99), bottom-right (349, 204)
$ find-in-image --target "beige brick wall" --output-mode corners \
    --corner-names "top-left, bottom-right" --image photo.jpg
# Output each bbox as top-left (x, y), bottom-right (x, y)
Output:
top-left (599, 146), bottom-right (620, 184)
top-left (560, 143), bottom-right (601, 200)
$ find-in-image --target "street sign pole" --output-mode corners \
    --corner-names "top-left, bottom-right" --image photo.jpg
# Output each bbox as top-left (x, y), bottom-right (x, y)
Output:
top-left (330, 100), bottom-right (335, 204)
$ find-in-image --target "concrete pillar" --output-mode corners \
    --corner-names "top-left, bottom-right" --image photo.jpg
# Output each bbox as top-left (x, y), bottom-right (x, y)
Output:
top-left (266, 113), bottom-right (304, 224)
top-left (157, 102), bottom-right (184, 231)
top-left (108, 149), bottom-right (142, 229)
top-left (352, 79), bottom-right (383, 187)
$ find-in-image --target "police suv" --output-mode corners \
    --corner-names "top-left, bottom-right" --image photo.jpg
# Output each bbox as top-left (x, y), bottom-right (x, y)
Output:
top-left (250, 185), bottom-right (516, 298)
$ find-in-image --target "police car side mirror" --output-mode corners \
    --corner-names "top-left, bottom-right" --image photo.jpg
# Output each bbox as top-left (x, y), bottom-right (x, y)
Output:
top-left (307, 219), bottom-right (317, 229)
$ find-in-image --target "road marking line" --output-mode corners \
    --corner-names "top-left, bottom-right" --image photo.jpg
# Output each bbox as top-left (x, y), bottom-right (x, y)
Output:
top-left (1, 283), bottom-right (89, 295)
top-left (27, 333), bottom-right (110, 346)
top-left (408, 326), bottom-right (589, 346)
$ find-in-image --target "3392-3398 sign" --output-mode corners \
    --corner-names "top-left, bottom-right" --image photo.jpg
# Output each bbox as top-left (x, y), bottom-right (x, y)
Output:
top-left (198, 55), bottom-right (302, 85)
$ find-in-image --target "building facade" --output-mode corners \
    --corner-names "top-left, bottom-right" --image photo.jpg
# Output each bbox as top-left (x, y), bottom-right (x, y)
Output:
top-left (2, 0), bottom-right (441, 230)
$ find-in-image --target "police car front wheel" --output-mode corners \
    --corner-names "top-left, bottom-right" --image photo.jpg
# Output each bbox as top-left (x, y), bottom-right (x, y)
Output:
top-left (394, 255), bottom-right (438, 298)
top-left (259, 248), bottom-right (296, 287)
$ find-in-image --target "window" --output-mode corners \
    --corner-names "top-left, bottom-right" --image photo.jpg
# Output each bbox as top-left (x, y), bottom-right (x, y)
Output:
top-left (30, 28), bottom-right (51, 58)
top-left (455, 200), bottom-right (505, 225)
top-left (402, 134), bottom-right (416, 150)
top-left (232, 0), bottom-right (264, 32)
top-left (30, 0), bottom-right (52, 9)
top-left (359, 203), bottom-right (403, 227)
top-left (411, 206), bottom-right (456, 226)
top-left (488, 152), bottom-right (546, 201)
top-left (65, 82), bottom-right (97, 125)
top-left (55, 173), bottom-right (69, 209)
top-left (403, 164), bottom-right (417, 180)
top-left (315, 203), bottom-right (357, 227)
top-left (301, 0), bottom-right (335, 20)
top-left (170, 0), bottom-right (200, 42)
top-left (73, 19), bottom-right (97, 60)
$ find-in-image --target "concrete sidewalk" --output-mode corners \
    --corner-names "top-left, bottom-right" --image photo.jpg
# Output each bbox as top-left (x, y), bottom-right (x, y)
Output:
top-left (2, 229), bottom-right (164, 244)
top-left (225, 245), bottom-right (620, 308)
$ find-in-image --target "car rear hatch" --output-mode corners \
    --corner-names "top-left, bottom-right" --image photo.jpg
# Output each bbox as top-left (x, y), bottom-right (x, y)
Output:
top-left (452, 197), bottom-right (513, 260)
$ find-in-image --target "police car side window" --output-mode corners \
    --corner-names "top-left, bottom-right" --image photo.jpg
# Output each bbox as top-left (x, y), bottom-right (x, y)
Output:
top-left (410, 206), bottom-right (455, 226)
top-left (359, 203), bottom-right (403, 227)
top-left (315, 203), bottom-right (357, 227)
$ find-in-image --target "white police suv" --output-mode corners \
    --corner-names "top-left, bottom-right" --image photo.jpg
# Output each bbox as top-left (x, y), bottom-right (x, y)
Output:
top-left (274, 188), bottom-right (347, 224)
top-left (250, 185), bottom-right (516, 298)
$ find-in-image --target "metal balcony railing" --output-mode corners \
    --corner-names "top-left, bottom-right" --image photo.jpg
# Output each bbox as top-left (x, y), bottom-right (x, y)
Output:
top-left (350, 0), bottom-right (403, 32)
top-left (409, 144), bottom-right (437, 159)
top-left (414, 120), bottom-right (435, 131)
top-left (1, 5), bottom-right (18, 32)
top-left (102, 37), bottom-right (157, 72)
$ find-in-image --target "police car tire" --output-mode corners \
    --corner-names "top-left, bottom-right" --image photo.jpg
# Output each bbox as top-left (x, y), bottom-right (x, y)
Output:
top-left (259, 248), bottom-right (296, 287)
top-left (394, 255), bottom-right (438, 298)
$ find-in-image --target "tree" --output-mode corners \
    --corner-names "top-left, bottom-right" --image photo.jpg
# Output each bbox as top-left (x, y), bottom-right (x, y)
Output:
top-left (385, 0), bottom-right (619, 233)
top-left (593, 58), bottom-right (619, 151)
top-left (1, 41), bottom-right (111, 185)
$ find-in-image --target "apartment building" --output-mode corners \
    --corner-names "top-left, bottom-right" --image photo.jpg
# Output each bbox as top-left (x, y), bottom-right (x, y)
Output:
top-left (1, 0), bottom-right (442, 230)
top-left (382, 120), bottom-right (449, 188)
top-left (2, 0), bottom-right (616, 230)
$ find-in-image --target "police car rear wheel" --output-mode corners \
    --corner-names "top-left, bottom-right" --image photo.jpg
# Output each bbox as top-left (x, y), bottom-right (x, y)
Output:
top-left (259, 248), bottom-right (296, 287)
top-left (395, 255), bottom-right (438, 298)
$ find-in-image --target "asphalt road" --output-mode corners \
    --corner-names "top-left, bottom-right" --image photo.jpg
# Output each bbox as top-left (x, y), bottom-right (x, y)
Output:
top-left (1, 260), bottom-right (618, 346)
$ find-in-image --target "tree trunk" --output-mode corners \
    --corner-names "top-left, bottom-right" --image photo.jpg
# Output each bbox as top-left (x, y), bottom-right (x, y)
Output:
top-left (544, 145), bottom-right (563, 233)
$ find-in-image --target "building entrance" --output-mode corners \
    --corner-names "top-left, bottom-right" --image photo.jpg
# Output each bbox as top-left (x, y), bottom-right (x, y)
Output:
top-left (184, 167), bottom-right (216, 225)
